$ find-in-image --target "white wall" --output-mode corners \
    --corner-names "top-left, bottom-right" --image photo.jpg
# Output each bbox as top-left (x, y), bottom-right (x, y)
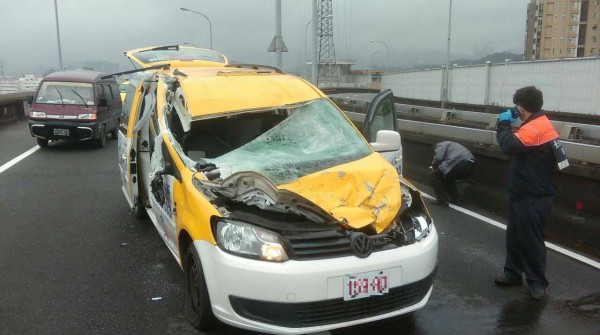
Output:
top-left (379, 57), bottom-right (600, 115)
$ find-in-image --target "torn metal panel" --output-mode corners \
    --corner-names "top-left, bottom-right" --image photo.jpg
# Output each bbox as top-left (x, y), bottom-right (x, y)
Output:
top-left (195, 171), bottom-right (339, 224)
top-left (280, 153), bottom-right (401, 234)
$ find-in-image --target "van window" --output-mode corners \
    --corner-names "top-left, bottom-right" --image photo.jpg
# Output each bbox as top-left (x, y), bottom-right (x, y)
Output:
top-left (110, 84), bottom-right (119, 101)
top-left (35, 81), bottom-right (95, 106)
top-left (102, 84), bottom-right (114, 101)
top-left (96, 85), bottom-right (106, 102)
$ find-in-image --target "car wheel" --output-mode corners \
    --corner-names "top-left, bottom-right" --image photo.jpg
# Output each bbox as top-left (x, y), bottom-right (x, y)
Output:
top-left (110, 121), bottom-right (119, 139)
top-left (94, 125), bottom-right (107, 148)
top-left (37, 138), bottom-right (49, 148)
top-left (185, 244), bottom-right (217, 330)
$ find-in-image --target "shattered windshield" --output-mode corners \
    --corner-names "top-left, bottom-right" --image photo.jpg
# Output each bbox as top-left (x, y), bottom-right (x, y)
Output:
top-left (35, 81), bottom-right (94, 105)
top-left (205, 99), bottom-right (372, 185)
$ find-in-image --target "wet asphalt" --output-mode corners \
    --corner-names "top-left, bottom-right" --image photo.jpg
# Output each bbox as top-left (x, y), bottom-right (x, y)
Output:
top-left (0, 120), bottom-right (599, 335)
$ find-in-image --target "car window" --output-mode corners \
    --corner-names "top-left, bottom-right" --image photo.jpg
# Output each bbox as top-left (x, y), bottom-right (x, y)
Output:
top-left (202, 98), bottom-right (372, 185)
top-left (35, 81), bottom-right (95, 106)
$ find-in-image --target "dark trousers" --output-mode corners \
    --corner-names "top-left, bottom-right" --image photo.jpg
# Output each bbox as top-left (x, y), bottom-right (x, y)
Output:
top-left (431, 160), bottom-right (475, 203)
top-left (504, 196), bottom-right (554, 289)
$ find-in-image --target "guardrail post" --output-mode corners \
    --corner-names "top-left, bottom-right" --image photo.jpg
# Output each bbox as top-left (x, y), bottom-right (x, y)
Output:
top-left (484, 61), bottom-right (492, 105)
top-left (560, 125), bottom-right (582, 140)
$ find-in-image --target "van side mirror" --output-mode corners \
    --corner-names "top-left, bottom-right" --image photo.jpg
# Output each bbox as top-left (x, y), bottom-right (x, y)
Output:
top-left (27, 96), bottom-right (33, 104)
top-left (98, 98), bottom-right (107, 107)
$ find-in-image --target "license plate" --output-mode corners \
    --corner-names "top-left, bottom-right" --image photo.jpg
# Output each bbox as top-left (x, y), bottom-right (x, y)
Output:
top-left (53, 128), bottom-right (69, 136)
top-left (343, 269), bottom-right (389, 301)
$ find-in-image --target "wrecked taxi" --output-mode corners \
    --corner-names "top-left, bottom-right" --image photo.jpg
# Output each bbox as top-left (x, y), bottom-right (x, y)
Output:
top-left (117, 45), bottom-right (438, 334)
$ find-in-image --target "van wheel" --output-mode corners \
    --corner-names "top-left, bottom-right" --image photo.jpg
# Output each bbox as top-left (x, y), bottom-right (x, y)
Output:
top-left (37, 138), bottom-right (49, 148)
top-left (110, 121), bottom-right (119, 139)
top-left (185, 244), bottom-right (217, 330)
top-left (95, 125), bottom-right (107, 148)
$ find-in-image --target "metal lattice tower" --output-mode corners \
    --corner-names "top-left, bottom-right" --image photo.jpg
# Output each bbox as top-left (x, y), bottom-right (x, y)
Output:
top-left (317, 0), bottom-right (338, 87)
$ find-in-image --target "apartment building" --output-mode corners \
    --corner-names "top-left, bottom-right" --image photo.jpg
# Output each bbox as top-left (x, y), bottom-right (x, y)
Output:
top-left (525, 0), bottom-right (600, 60)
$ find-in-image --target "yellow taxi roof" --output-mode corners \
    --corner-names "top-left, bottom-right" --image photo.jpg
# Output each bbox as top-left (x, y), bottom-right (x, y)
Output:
top-left (172, 67), bottom-right (325, 118)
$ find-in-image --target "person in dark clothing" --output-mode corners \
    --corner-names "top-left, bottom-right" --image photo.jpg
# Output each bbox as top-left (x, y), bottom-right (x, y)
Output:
top-left (430, 141), bottom-right (475, 207)
top-left (495, 86), bottom-right (567, 301)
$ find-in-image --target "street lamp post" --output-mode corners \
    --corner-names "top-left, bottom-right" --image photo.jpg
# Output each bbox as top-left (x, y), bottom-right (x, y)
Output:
top-left (53, 0), bottom-right (63, 70)
top-left (442, 0), bottom-right (453, 109)
top-left (180, 7), bottom-right (213, 50)
top-left (370, 40), bottom-right (389, 73)
top-left (304, 19), bottom-right (313, 80)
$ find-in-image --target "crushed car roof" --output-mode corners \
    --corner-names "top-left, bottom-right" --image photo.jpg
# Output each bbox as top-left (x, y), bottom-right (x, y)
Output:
top-left (172, 67), bottom-right (326, 118)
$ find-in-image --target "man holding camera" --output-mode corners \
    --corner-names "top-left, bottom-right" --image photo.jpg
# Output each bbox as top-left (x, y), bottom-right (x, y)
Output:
top-left (495, 86), bottom-right (567, 300)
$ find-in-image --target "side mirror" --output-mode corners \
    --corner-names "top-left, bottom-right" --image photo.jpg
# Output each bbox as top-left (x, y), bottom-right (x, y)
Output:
top-left (27, 96), bottom-right (33, 104)
top-left (370, 130), bottom-right (401, 152)
top-left (98, 98), bottom-right (107, 107)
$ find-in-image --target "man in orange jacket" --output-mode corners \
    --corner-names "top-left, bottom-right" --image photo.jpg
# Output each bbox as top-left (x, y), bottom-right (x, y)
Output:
top-left (495, 86), bottom-right (565, 300)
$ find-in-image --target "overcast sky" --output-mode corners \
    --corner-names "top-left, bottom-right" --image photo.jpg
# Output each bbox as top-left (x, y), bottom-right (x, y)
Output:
top-left (0, 0), bottom-right (530, 76)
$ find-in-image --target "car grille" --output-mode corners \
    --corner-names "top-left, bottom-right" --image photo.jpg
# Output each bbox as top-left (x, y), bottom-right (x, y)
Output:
top-left (229, 266), bottom-right (436, 328)
top-left (282, 229), bottom-right (397, 260)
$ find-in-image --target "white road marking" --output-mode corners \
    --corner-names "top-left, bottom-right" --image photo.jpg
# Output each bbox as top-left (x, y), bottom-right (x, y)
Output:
top-left (423, 192), bottom-right (600, 270)
top-left (0, 146), bottom-right (40, 174)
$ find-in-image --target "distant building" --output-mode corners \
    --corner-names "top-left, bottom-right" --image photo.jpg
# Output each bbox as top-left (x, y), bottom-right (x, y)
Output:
top-left (0, 75), bottom-right (41, 94)
top-left (525, 0), bottom-right (600, 60)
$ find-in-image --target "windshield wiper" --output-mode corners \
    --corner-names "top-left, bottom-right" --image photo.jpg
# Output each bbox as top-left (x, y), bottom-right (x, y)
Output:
top-left (70, 89), bottom-right (88, 107)
top-left (54, 87), bottom-right (65, 106)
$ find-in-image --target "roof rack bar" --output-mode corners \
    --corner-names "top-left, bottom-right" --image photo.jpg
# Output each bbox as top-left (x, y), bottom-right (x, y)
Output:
top-left (225, 63), bottom-right (284, 74)
top-left (101, 64), bottom-right (170, 79)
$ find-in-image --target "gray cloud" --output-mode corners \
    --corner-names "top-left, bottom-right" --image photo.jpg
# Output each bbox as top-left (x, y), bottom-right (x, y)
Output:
top-left (0, 0), bottom-right (530, 76)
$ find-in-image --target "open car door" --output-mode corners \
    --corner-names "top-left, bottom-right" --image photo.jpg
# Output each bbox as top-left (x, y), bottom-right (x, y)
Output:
top-left (363, 89), bottom-right (403, 174)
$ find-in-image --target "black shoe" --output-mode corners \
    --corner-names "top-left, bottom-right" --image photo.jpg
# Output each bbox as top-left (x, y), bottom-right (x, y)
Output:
top-left (494, 275), bottom-right (523, 286)
top-left (530, 287), bottom-right (546, 300)
top-left (431, 200), bottom-right (449, 207)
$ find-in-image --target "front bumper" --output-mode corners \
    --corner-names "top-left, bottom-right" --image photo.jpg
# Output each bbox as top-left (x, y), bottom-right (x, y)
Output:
top-left (29, 119), bottom-right (100, 141)
top-left (195, 224), bottom-right (438, 334)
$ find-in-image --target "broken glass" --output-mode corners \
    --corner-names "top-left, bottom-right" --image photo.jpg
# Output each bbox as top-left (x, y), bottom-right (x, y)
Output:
top-left (206, 99), bottom-right (372, 185)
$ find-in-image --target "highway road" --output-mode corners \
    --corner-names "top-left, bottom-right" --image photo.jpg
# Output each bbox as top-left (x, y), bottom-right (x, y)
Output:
top-left (1, 120), bottom-right (599, 335)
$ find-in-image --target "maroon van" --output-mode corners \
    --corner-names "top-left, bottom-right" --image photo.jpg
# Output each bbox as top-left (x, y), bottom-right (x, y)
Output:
top-left (28, 70), bottom-right (122, 148)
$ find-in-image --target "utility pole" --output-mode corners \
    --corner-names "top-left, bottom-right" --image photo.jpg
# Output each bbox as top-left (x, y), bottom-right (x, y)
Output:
top-left (316, 0), bottom-right (338, 87)
top-left (442, 0), bottom-right (452, 109)
top-left (311, 0), bottom-right (318, 84)
top-left (267, 0), bottom-right (288, 69)
top-left (54, 0), bottom-right (63, 70)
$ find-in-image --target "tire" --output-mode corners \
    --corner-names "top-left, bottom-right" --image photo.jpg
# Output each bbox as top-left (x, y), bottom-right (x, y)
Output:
top-left (94, 125), bottom-right (107, 148)
top-left (110, 120), bottom-right (119, 139)
top-left (185, 244), bottom-right (217, 330)
top-left (37, 138), bottom-right (49, 148)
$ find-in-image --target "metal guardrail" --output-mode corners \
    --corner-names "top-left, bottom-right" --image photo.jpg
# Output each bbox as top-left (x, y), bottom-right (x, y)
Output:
top-left (335, 95), bottom-right (600, 166)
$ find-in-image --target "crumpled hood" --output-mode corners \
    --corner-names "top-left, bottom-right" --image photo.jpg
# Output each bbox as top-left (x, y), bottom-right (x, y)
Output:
top-left (279, 153), bottom-right (401, 233)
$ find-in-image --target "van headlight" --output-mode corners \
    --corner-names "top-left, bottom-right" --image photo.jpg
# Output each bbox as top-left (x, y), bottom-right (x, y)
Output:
top-left (78, 113), bottom-right (97, 120)
top-left (30, 111), bottom-right (46, 119)
top-left (412, 216), bottom-right (430, 241)
top-left (215, 219), bottom-right (289, 262)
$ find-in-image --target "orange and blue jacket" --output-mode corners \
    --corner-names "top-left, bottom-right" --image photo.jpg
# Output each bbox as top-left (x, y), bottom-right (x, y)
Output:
top-left (496, 112), bottom-right (558, 198)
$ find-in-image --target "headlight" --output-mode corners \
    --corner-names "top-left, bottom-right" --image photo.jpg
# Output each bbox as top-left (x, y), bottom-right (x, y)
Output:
top-left (78, 113), bottom-right (96, 120)
top-left (412, 216), bottom-right (430, 241)
top-left (215, 219), bottom-right (289, 262)
top-left (30, 111), bottom-right (46, 119)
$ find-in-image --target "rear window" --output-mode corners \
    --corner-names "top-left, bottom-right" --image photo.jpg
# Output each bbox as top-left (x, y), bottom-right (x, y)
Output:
top-left (35, 81), bottom-right (94, 106)
top-left (132, 48), bottom-right (226, 65)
